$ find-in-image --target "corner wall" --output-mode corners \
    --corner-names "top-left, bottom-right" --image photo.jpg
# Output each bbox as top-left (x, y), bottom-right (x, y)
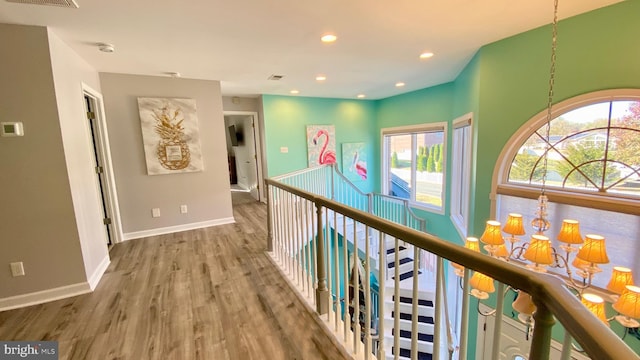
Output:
top-left (0, 24), bottom-right (87, 302)
top-left (99, 74), bottom-right (233, 238)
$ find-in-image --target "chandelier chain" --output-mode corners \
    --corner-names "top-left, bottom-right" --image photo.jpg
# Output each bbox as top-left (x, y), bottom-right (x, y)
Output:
top-left (541, 0), bottom-right (559, 196)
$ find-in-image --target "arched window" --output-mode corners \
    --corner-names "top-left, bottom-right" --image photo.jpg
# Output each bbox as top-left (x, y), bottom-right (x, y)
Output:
top-left (493, 90), bottom-right (640, 288)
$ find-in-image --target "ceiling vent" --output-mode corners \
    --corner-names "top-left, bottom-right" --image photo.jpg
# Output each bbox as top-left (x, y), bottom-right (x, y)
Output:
top-left (268, 74), bottom-right (285, 81)
top-left (5, 0), bottom-right (79, 8)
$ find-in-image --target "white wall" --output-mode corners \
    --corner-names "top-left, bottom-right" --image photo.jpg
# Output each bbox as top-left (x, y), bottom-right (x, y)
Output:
top-left (47, 30), bottom-right (110, 287)
top-left (99, 73), bottom-right (233, 238)
top-left (0, 24), bottom-right (88, 302)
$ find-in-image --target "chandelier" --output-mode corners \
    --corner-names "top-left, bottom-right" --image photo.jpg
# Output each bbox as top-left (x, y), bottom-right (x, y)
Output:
top-left (454, 0), bottom-right (640, 336)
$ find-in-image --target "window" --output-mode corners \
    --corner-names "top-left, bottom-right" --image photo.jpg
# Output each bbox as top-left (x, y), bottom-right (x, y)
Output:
top-left (495, 90), bottom-right (640, 288)
top-left (450, 114), bottom-right (473, 236)
top-left (382, 123), bottom-right (446, 212)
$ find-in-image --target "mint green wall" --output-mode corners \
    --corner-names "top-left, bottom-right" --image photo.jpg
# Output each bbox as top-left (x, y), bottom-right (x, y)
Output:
top-left (262, 95), bottom-right (377, 192)
top-left (470, 0), bottom-right (640, 236)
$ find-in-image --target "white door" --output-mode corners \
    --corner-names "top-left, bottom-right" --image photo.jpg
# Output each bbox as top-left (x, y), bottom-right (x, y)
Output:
top-left (242, 115), bottom-right (259, 201)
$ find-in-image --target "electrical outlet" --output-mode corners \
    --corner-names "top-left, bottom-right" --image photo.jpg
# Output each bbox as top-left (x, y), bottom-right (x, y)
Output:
top-left (10, 262), bottom-right (24, 277)
top-left (180, 205), bottom-right (188, 214)
top-left (280, 147), bottom-right (288, 153)
top-left (152, 208), bottom-right (161, 218)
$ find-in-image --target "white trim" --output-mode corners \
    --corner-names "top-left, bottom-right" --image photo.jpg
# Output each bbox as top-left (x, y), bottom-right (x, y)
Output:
top-left (0, 282), bottom-right (92, 312)
top-left (450, 113), bottom-right (473, 239)
top-left (82, 83), bottom-right (124, 244)
top-left (87, 255), bottom-right (110, 290)
top-left (224, 110), bottom-right (265, 203)
top-left (490, 88), bottom-right (640, 218)
top-left (122, 217), bottom-right (236, 241)
top-left (380, 122), bottom-right (448, 215)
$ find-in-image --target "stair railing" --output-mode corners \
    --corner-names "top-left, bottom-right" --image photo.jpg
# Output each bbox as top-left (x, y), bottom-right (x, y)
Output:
top-left (265, 172), bottom-right (637, 360)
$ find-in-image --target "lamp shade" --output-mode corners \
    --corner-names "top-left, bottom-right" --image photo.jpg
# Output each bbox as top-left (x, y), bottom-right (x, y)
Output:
top-left (465, 237), bottom-right (480, 252)
top-left (481, 220), bottom-right (504, 246)
top-left (557, 219), bottom-right (583, 245)
top-left (572, 255), bottom-right (590, 270)
top-left (581, 293), bottom-right (608, 325)
top-left (512, 291), bottom-right (536, 315)
top-left (577, 234), bottom-right (609, 264)
top-left (503, 213), bottom-right (525, 236)
top-left (613, 285), bottom-right (640, 320)
top-left (452, 237), bottom-right (480, 272)
top-left (523, 235), bottom-right (554, 265)
top-left (608, 267), bottom-right (634, 295)
top-left (494, 244), bottom-right (510, 258)
top-left (470, 271), bottom-right (495, 299)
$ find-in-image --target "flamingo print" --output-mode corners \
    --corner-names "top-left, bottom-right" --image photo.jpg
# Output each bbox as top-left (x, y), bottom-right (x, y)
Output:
top-left (312, 129), bottom-right (336, 165)
top-left (350, 151), bottom-right (367, 180)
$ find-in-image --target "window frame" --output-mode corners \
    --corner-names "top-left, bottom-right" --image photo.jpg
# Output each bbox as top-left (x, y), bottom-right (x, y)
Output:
top-left (492, 89), bottom-right (640, 217)
top-left (381, 122), bottom-right (447, 214)
top-left (450, 113), bottom-right (473, 238)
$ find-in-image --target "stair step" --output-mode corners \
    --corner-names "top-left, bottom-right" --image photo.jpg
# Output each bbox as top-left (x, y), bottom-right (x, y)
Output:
top-left (387, 257), bottom-right (413, 268)
top-left (387, 245), bottom-right (407, 254)
top-left (392, 347), bottom-right (432, 360)
top-left (394, 329), bottom-right (434, 342)
top-left (392, 270), bottom-right (420, 281)
top-left (392, 311), bottom-right (434, 324)
top-left (393, 295), bottom-right (433, 307)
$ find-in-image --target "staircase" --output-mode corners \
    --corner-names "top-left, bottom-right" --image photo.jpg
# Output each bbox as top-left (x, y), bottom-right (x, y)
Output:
top-left (384, 237), bottom-right (435, 360)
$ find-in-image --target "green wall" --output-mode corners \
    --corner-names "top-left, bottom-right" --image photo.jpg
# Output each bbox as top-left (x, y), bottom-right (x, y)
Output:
top-left (262, 95), bottom-right (378, 193)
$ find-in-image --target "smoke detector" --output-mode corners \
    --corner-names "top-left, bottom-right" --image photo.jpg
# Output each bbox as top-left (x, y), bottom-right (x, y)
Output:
top-left (97, 43), bottom-right (115, 53)
top-left (5, 0), bottom-right (79, 8)
top-left (268, 74), bottom-right (285, 81)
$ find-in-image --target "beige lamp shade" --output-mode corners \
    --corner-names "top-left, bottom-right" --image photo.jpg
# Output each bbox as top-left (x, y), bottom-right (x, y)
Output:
top-left (577, 234), bottom-right (609, 264)
top-left (608, 267), bottom-right (635, 295)
top-left (572, 255), bottom-right (590, 270)
top-left (523, 235), bottom-right (554, 265)
top-left (613, 285), bottom-right (640, 322)
top-left (503, 213), bottom-right (525, 236)
top-left (481, 220), bottom-right (504, 246)
top-left (557, 219), bottom-right (583, 245)
top-left (470, 272), bottom-right (495, 299)
top-left (581, 293), bottom-right (609, 325)
top-left (512, 291), bottom-right (536, 315)
top-left (452, 237), bottom-right (481, 272)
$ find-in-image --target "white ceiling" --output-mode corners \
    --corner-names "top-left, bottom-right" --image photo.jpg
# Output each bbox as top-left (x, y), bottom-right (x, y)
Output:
top-left (0, 0), bottom-right (623, 99)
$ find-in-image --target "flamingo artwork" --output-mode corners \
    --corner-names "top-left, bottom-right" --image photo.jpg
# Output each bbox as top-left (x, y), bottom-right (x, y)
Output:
top-left (350, 151), bottom-right (368, 180)
top-left (312, 129), bottom-right (337, 165)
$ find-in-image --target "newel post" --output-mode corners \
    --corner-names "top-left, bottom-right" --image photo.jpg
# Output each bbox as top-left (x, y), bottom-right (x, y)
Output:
top-left (530, 301), bottom-right (554, 359)
top-left (315, 203), bottom-right (329, 315)
top-left (265, 180), bottom-right (273, 252)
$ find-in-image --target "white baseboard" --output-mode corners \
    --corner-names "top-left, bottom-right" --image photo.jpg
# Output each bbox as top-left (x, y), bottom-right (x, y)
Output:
top-left (0, 282), bottom-right (92, 312)
top-left (88, 255), bottom-right (110, 290)
top-left (122, 217), bottom-right (236, 241)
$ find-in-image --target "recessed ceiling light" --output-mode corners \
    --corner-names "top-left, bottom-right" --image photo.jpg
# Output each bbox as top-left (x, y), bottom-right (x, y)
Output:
top-left (97, 43), bottom-right (115, 53)
top-left (316, 75), bottom-right (327, 81)
top-left (166, 72), bottom-right (181, 78)
top-left (357, 94), bottom-right (366, 99)
top-left (290, 90), bottom-right (300, 94)
top-left (395, 82), bottom-right (405, 88)
top-left (419, 52), bottom-right (434, 59)
top-left (321, 34), bottom-right (337, 43)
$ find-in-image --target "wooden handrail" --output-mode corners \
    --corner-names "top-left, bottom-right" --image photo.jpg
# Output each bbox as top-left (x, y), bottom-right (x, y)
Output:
top-left (265, 177), bottom-right (639, 360)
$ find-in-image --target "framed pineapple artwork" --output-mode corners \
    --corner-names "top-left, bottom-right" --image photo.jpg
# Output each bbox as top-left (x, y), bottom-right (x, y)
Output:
top-left (137, 97), bottom-right (204, 175)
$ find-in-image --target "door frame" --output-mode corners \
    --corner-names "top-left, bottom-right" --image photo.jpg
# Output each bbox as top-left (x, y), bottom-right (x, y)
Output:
top-left (223, 110), bottom-right (265, 202)
top-left (82, 83), bottom-right (123, 244)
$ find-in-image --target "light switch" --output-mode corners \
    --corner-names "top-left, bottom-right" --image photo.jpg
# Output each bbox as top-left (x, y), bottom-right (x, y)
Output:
top-left (1, 122), bottom-right (24, 137)
top-left (280, 147), bottom-right (288, 153)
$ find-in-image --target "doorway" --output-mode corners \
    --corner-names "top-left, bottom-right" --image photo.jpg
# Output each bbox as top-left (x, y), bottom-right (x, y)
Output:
top-left (83, 85), bottom-right (122, 245)
top-left (224, 111), bottom-right (264, 204)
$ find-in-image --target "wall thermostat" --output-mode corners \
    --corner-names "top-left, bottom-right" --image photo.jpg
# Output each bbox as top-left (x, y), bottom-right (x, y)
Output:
top-left (1, 122), bottom-right (24, 137)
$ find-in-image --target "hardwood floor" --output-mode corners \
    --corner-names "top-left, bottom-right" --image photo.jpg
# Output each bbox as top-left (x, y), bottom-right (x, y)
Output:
top-left (0, 201), bottom-right (350, 360)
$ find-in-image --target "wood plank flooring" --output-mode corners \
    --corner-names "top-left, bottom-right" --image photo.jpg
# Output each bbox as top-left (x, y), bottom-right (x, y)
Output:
top-left (0, 201), bottom-right (351, 360)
